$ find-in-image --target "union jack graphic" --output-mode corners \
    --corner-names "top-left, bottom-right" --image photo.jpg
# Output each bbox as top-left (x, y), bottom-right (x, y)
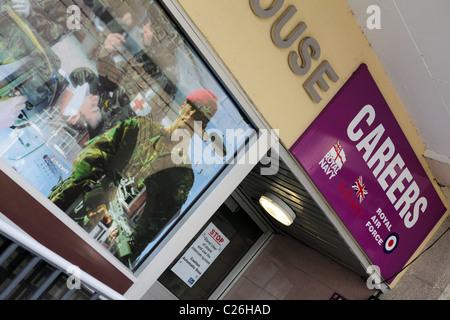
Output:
top-left (352, 176), bottom-right (368, 203)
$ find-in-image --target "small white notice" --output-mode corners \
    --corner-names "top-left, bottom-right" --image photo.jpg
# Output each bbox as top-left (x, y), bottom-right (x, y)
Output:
top-left (171, 222), bottom-right (230, 287)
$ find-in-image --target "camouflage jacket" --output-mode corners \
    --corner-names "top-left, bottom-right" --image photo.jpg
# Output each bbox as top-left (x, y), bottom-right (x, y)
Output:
top-left (0, 0), bottom-right (69, 64)
top-left (69, 67), bottom-right (135, 138)
top-left (49, 117), bottom-right (194, 232)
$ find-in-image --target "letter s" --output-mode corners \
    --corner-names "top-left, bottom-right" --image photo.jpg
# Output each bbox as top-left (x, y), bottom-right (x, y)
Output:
top-left (404, 197), bottom-right (427, 228)
top-left (289, 37), bottom-right (321, 76)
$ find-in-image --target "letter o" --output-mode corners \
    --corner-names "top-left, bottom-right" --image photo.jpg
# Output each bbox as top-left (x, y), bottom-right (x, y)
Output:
top-left (250, 0), bottom-right (285, 18)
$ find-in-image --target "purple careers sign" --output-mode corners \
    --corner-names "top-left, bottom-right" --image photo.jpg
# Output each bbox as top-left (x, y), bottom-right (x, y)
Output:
top-left (290, 64), bottom-right (447, 283)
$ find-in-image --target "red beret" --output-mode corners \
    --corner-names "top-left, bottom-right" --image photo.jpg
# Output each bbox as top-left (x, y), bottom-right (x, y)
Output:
top-left (186, 89), bottom-right (218, 122)
top-left (186, 89), bottom-right (217, 106)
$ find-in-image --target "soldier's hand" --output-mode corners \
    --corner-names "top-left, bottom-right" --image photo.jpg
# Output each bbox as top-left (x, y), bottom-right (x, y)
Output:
top-left (103, 33), bottom-right (126, 55)
top-left (140, 23), bottom-right (154, 48)
top-left (0, 95), bottom-right (27, 128)
top-left (12, 0), bottom-right (31, 17)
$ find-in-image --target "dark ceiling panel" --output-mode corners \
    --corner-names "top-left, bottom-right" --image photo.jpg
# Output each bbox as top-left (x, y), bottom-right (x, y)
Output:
top-left (237, 159), bottom-right (368, 279)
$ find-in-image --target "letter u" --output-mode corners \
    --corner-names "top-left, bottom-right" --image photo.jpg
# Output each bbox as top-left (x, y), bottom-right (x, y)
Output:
top-left (271, 5), bottom-right (307, 48)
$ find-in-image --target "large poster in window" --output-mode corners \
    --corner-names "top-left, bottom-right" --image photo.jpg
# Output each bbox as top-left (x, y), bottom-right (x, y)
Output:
top-left (290, 64), bottom-right (447, 283)
top-left (0, 0), bottom-right (252, 271)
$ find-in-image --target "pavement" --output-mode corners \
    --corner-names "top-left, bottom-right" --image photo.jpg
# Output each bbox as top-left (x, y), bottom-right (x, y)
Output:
top-left (379, 187), bottom-right (450, 300)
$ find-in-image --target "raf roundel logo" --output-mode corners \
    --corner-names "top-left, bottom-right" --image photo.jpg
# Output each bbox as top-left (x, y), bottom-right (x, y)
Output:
top-left (383, 232), bottom-right (399, 254)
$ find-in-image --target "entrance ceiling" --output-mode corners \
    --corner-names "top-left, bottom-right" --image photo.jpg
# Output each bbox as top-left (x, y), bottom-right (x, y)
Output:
top-left (237, 160), bottom-right (368, 279)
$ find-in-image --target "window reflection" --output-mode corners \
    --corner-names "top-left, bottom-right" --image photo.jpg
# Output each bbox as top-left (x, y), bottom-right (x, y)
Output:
top-left (0, 0), bottom-right (252, 270)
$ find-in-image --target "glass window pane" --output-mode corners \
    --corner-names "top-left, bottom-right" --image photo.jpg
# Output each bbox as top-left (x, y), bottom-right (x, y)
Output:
top-left (0, 0), bottom-right (253, 271)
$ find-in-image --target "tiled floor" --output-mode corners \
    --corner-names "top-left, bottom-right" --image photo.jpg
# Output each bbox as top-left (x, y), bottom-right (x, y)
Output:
top-left (223, 234), bottom-right (374, 300)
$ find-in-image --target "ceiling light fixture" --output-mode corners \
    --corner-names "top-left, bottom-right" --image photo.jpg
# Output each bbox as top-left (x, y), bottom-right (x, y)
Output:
top-left (259, 192), bottom-right (296, 226)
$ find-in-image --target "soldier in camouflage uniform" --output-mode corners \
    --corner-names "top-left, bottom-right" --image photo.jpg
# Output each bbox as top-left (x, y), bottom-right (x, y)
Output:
top-left (67, 67), bottom-right (134, 138)
top-left (48, 89), bottom-right (218, 264)
top-left (64, 0), bottom-right (207, 140)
